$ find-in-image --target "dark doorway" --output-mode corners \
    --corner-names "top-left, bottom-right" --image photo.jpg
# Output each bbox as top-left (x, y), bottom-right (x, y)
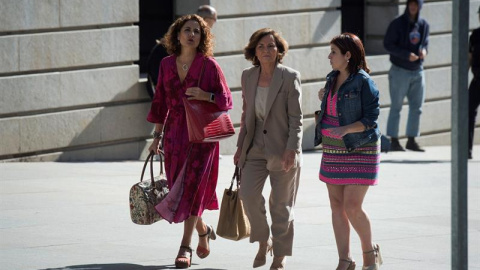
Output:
top-left (341, 0), bottom-right (365, 42)
top-left (137, 0), bottom-right (174, 74)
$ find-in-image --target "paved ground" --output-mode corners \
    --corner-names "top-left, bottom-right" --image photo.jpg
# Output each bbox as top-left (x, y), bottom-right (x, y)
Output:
top-left (1, 146), bottom-right (479, 270)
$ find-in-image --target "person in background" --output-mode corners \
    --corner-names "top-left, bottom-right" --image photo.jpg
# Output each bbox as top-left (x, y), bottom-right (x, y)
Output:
top-left (146, 5), bottom-right (218, 99)
top-left (197, 5), bottom-right (217, 28)
top-left (234, 28), bottom-right (303, 270)
top-left (315, 33), bottom-right (382, 270)
top-left (468, 6), bottom-right (480, 159)
top-left (384, 0), bottom-right (430, 152)
top-left (147, 14), bottom-right (232, 269)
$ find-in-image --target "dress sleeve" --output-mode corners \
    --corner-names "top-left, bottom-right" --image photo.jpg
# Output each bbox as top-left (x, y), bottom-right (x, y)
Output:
top-left (147, 59), bottom-right (169, 124)
top-left (205, 58), bottom-right (233, 111)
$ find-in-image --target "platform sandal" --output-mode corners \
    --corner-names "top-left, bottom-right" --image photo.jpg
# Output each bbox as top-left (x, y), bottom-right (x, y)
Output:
top-left (175, 245), bottom-right (192, 269)
top-left (196, 224), bottom-right (216, 259)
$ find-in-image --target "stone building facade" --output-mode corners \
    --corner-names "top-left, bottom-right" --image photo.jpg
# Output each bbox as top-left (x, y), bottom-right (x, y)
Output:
top-left (0, 0), bottom-right (478, 161)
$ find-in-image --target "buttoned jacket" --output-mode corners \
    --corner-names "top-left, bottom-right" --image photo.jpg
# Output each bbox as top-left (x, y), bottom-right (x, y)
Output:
top-left (236, 64), bottom-right (303, 170)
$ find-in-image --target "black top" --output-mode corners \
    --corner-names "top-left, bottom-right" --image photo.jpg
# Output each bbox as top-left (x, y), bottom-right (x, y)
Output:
top-left (470, 28), bottom-right (480, 78)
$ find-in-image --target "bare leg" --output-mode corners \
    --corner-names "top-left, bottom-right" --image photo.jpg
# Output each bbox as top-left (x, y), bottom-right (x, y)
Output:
top-left (181, 216), bottom-right (197, 247)
top-left (343, 185), bottom-right (375, 266)
top-left (176, 216), bottom-right (197, 265)
top-left (195, 217), bottom-right (209, 255)
top-left (326, 184), bottom-right (352, 269)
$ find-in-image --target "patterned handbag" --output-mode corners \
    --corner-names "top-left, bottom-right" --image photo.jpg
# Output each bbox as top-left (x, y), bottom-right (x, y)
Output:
top-left (129, 151), bottom-right (169, 225)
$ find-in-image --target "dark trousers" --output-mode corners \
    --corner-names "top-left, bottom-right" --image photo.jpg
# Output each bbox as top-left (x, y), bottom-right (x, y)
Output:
top-left (469, 77), bottom-right (480, 154)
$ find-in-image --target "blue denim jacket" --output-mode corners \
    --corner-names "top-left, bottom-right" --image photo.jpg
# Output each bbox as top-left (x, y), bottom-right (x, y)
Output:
top-left (314, 69), bottom-right (380, 151)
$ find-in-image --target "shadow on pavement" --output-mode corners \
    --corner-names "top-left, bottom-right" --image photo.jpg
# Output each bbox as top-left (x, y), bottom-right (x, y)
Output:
top-left (40, 264), bottom-right (171, 270)
top-left (40, 263), bottom-right (227, 270)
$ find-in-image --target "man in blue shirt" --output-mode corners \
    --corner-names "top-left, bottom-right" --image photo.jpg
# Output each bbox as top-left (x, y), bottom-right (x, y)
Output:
top-left (384, 0), bottom-right (429, 152)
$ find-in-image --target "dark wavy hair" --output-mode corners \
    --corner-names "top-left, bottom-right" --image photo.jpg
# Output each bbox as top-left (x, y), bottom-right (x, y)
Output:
top-left (244, 28), bottom-right (288, 66)
top-left (330, 33), bottom-right (370, 74)
top-left (163, 14), bottom-right (214, 57)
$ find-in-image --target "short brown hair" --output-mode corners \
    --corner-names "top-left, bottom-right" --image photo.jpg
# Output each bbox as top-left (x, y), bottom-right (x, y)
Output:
top-left (163, 14), bottom-right (214, 57)
top-left (244, 28), bottom-right (288, 66)
top-left (330, 32), bottom-right (370, 74)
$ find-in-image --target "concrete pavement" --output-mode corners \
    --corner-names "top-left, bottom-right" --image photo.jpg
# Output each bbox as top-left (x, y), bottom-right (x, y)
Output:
top-left (1, 146), bottom-right (479, 270)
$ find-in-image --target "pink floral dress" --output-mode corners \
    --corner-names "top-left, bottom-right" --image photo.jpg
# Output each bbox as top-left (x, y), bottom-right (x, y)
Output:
top-left (147, 52), bottom-right (233, 223)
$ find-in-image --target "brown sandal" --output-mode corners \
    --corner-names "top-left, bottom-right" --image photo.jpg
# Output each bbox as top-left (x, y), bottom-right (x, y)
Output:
top-left (196, 224), bottom-right (216, 259)
top-left (175, 246), bottom-right (192, 269)
top-left (362, 244), bottom-right (383, 270)
top-left (337, 258), bottom-right (356, 270)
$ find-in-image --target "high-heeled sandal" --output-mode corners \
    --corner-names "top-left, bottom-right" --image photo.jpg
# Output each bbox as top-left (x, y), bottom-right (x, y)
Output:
top-left (196, 224), bottom-right (216, 259)
top-left (362, 244), bottom-right (383, 270)
top-left (253, 237), bottom-right (273, 268)
top-left (270, 256), bottom-right (286, 270)
top-left (175, 246), bottom-right (192, 269)
top-left (337, 258), bottom-right (356, 270)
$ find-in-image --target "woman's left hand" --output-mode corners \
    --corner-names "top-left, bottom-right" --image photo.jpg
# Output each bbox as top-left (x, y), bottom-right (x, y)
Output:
top-left (186, 87), bottom-right (209, 101)
top-left (327, 126), bottom-right (349, 137)
top-left (281, 149), bottom-right (297, 172)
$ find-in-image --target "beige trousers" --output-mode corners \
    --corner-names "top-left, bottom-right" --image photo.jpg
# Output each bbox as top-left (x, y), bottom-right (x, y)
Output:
top-left (239, 121), bottom-right (301, 256)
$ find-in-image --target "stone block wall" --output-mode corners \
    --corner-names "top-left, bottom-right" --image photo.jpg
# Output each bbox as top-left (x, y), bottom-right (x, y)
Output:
top-left (173, 0), bottom-right (479, 154)
top-left (171, 0), bottom-right (343, 154)
top-left (363, 0), bottom-right (480, 149)
top-left (0, 0), bottom-right (147, 161)
top-left (2, 0), bottom-right (478, 161)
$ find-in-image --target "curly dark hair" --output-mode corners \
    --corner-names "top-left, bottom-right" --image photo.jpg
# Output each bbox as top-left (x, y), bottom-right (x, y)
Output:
top-left (163, 14), bottom-right (214, 57)
top-left (244, 28), bottom-right (288, 66)
top-left (330, 32), bottom-right (370, 74)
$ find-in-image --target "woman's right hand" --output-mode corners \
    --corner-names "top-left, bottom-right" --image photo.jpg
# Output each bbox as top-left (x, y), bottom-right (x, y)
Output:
top-left (318, 87), bottom-right (326, 101)
top-left (233, 147), bottom-right (242, 165)
top-left (148, 138), bottom-right (161, 154)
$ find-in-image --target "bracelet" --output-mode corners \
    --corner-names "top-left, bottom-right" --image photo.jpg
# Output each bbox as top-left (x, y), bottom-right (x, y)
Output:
top-left (153, 131), bottom-right (163, 139)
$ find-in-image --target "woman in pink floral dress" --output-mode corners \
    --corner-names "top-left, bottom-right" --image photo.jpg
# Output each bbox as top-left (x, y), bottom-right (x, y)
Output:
top-left (147, 14), bottom-right (233, 269)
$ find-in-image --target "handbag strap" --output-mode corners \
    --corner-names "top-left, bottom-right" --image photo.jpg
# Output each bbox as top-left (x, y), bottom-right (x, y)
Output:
top-left (140, 150), bottom-right (165, 185)
top-left (227, 166), bottom-right (240, 195)
top-left (197, 57), bottom-right (207, 87)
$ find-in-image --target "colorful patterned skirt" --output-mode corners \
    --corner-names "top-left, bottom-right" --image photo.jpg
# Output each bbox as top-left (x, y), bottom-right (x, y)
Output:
top-left (319, 114), bottom-right (380, 186)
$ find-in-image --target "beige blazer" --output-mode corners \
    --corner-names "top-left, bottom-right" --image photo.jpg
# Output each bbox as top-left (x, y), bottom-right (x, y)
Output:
top-left (236, 64), bottom-right (303, 171)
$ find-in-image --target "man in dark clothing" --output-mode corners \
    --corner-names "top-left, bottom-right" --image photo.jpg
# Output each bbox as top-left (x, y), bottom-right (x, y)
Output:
top-left (468, 6), bottom-right (480, 159)
top-left (384, 0), bottom-right (430, 152)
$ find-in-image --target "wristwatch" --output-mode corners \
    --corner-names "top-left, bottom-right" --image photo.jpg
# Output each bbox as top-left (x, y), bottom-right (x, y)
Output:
top-left (209, 93), bottom-right (215, 102)
top-left (153, 131), bottom-right (163, 139)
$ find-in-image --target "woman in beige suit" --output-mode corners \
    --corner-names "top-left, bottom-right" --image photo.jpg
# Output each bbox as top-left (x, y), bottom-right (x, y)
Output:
top-left (233, 28), bottom-right (303, 270)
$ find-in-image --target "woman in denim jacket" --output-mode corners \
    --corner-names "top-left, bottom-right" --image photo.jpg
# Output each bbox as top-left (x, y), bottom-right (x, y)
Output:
top-left (314, 33), bottom-right (383, 270)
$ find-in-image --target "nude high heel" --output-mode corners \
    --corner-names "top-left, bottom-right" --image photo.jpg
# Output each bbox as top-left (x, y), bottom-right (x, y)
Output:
top-left (253, 238), bottom-right (273, 268)
top-left (362, 244), bottom-right (383, 270)
top-left (337, 258), bottom-right (356, 270)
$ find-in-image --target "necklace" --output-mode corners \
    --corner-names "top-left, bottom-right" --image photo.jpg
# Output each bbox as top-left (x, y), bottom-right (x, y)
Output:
top-left (182, 64), bottom-right (188, 71)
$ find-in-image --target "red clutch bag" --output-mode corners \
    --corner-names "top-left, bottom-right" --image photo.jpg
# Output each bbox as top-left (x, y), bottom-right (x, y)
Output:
top-left (184, 98), bottom-right (235, 143)
top-left (183, 58), bottom-right (235, 143)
